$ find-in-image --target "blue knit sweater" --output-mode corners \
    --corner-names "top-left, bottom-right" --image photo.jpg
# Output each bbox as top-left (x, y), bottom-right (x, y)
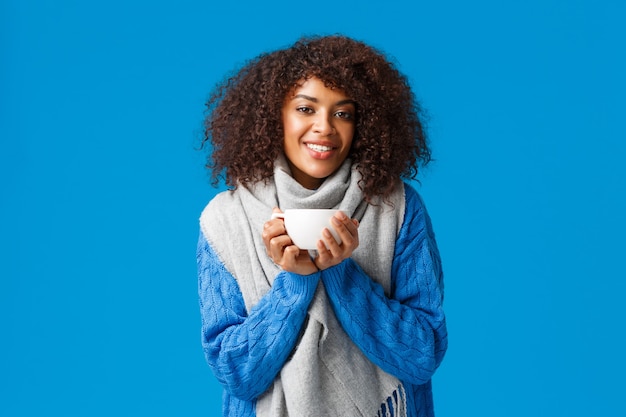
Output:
top-left (197, 184), bottom-right (447, 416)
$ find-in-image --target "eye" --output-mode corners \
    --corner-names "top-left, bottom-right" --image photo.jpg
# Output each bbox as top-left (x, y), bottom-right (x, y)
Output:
top-left (334, 111), bottom-right (354, 120)
top-left (296, 106), bottom-right (314, 114)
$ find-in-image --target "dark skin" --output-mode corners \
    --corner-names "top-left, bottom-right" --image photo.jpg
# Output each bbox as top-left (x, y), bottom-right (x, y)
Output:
top-left (262, 80), bottom-right (361, 275)
top-left (262, 208), bottom-right (360, 275)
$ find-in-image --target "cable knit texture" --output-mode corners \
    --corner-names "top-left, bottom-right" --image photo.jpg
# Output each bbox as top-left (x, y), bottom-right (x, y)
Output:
top-left (197, 183), bottom-right (447, 416)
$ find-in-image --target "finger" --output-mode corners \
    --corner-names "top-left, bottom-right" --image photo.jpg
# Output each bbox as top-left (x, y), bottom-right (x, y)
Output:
top-left (281, 245), bottom-right (317, 273)
top-left (341, 216), bottom-right (359, 237)
top-left (268, 235), bottom-right (292, 261)
top-left (314, 239), bottom-right (333, 267)
top-left (281, 245), bottom-right (300, 266)
top-left (332, 212), bottom-right (355, 233)
top-left (322, 227), bottom-right (344, 258)
top-left (330, 216), bottom-right (357, 248)
top-left (262, 219), bottom-right (286, 249)
top-left (263, 207), bottom-right (285, 242)
top-left (266, 219), bottom-right (286, 235)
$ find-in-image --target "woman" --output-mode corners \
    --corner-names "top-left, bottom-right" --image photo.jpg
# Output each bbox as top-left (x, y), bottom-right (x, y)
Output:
top-left (197, 35), bottom-right (447, 417)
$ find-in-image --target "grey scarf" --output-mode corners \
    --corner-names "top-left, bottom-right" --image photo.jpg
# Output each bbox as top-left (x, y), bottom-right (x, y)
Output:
top-left (201, 156), bottom-right (407, 416)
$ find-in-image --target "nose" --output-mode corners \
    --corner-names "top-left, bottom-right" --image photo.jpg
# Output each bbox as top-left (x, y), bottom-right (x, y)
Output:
top-left (312, 113), bottom-right (335, 136)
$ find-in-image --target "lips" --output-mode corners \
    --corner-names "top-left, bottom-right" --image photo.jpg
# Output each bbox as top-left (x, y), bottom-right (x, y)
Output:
top-left (306, 143), bottom-right (335, 152)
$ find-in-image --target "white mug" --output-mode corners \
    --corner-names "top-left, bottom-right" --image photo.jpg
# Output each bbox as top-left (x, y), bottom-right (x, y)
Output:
top-left (270, 209), bottom-right (344, 250)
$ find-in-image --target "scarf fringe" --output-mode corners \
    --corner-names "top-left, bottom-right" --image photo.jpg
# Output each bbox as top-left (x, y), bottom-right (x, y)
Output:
top-left (377, 384), bottom-right (407, 417)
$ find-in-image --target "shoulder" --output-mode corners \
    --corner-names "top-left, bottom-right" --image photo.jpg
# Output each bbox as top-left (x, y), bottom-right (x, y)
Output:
top-left (199, 189), bottom-right (242, 222)
top-left (402, 182), bottom-right (425, 215)
top-left (199, 189), bottom-right (243, 242)
top-left (397, 182), bottom-right (435, 244)
top-left (200, 189), bottom-right (238, 219)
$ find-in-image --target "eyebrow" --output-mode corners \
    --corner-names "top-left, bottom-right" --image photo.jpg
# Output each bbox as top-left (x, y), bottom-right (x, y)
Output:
top-left (293, 94), bottom-right (355, 106)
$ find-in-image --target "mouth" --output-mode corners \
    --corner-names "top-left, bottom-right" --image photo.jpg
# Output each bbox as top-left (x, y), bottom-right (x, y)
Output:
top-left (306, 143), bottom-right (336, 153)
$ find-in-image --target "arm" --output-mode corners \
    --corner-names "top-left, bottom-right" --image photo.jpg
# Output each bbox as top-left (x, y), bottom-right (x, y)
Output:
top-left (321, 187), bottom-right (447, 385)
top-left (197, 233), bottom-right (320, 400)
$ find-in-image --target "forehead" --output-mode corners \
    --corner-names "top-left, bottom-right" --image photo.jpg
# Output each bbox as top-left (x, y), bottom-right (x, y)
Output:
top-left (286, 77), bottom-right (351, 102)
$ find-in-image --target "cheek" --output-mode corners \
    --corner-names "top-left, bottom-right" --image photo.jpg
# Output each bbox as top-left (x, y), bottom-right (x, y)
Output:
top-left (342, 126), bottom-right (356, 146)
top-left (282, 116), bottom-right (301, 138)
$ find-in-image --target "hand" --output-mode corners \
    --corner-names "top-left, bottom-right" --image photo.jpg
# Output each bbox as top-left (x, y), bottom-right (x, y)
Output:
top-left (314, 211), bottom-right (359, 270)
top-left (262, 208), bottom-right (319, 275)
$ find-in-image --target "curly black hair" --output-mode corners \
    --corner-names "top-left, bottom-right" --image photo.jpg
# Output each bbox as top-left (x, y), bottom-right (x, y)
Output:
top-left (202, 35), bottom-right (431, 201)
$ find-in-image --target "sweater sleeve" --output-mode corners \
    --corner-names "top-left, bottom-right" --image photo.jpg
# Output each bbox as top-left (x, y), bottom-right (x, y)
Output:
top-left (197, 232), bottom-right (320, 401)
top-left (321, 185), bottom-right (447, 385)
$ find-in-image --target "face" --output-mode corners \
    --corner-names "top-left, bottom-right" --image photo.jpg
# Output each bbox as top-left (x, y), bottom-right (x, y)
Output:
top-left (281, 77), bottom-right (356, 190)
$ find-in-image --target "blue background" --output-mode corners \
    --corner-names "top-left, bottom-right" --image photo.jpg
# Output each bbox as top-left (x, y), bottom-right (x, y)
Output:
top-left (2, 0), bottom-right (625, 416)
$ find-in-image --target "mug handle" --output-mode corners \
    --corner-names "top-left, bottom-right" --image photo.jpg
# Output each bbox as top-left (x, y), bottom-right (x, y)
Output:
top-left (270, 212), bottom-right (285, 220)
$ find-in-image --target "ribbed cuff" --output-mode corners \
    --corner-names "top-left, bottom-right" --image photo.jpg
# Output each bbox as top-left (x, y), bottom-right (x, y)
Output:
top-left (275, 270), bottom-right (321, 302)
top-left (320, 259), bottom-right (351, 292)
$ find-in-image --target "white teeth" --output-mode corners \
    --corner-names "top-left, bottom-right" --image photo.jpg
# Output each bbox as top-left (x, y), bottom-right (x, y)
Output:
top-left (307, 143), bottom-right (333, 152)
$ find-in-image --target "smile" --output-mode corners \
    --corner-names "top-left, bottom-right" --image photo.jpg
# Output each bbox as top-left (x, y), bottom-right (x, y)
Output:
top-left (306, 143), bottom-right (335, 152)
